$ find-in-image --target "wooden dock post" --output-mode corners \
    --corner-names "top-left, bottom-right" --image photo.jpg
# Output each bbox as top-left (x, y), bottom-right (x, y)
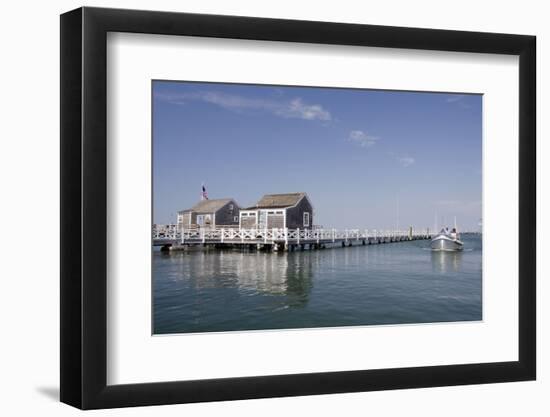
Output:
top-left (284, 227), bottom-right (289, 249)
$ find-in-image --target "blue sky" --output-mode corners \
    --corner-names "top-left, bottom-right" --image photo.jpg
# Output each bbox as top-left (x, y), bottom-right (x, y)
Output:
top-left (153, 81), bottom-right (482, 231)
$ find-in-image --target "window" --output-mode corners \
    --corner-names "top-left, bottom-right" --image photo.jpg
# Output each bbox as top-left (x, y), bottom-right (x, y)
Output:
top-left (241, 213), bottom-right (248, 217)
top-left (229, 204), bottom-right (234, 211)
top-left (197, 214), bottom-right (211, 226)
top-left (303, 212), bottom-right (310, 227)
top-left (234, 216), bottom-right (239, 222)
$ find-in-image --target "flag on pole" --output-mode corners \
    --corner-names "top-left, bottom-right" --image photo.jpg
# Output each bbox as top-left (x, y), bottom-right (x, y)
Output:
top-left (201, 183), bottom-right (208, 200)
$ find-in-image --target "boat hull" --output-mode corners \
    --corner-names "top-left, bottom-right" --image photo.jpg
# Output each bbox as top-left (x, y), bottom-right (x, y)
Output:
top-left (430, 234), bottom-right (464, 251)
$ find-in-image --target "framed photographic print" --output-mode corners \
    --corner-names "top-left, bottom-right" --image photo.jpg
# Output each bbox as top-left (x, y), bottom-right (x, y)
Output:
top-left (60, 7), bottom-right (536, 409)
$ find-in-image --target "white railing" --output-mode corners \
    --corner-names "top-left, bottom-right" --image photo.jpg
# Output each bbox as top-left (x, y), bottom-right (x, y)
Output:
top-left (153, 225), bottom-right (432, 244)
top-left (153, 224), bottom-right (178, 238)
top-left (174, 227), bottom-right (427, 244)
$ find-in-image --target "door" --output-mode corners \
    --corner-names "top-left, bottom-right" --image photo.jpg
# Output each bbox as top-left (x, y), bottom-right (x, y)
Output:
top-left (258, 210), bottom-right (267, 229)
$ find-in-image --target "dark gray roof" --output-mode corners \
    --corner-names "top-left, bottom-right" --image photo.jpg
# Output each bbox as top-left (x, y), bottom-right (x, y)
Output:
top-left (247, 192), bottom-right (306, 209)
top-left (179, 198), bottom-right (237, 214)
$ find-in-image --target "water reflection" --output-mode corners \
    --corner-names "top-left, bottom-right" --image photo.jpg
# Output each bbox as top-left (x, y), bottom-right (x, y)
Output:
top-left (282, 252), bottom-right (314, 307)
top-left (159, 250), bottom-right (314, 304)
top-left (431, 250), bottom-right (463, 274)
top-left (154, 236), bottom-right (482, 334)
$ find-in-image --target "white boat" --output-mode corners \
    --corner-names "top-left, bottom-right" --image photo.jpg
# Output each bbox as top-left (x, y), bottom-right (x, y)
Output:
top-left (431, 227), bottom-right (464, 251)
top-left (431, 216), bottom-right (464, 251)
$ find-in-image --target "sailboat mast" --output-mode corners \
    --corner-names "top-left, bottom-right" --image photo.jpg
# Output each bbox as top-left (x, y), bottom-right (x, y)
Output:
top-left (396, 195), bottom-right (400, 232)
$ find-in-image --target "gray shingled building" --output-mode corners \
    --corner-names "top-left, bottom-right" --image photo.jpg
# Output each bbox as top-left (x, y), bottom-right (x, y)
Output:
top-left (177, 198), bottom-right (240, 230)
top-left (239, 192), bottom-right (314, 230)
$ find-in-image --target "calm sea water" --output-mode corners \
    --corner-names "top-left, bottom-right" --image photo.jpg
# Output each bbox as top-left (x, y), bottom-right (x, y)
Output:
top-left (153, 235), bottom-right (482, 334)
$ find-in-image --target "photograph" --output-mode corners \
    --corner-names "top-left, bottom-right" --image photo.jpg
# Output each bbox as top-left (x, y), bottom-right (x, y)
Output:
top-left (152, 80), bottom-right (483, 335)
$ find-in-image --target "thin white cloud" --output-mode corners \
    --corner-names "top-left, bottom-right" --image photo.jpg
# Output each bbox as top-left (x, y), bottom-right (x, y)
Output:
top-left (155, 91), bottom-right (331, 121)
top-left (348, 130), bottom-right (379, 147)
top-left (446, 94), bottom-right (473, 109)
top-left (445, 95), bottom-right (465, 103)
top-left (277, 98), bottom-right (331, 121)
top-left (397, 156), bottom-right (415, 167)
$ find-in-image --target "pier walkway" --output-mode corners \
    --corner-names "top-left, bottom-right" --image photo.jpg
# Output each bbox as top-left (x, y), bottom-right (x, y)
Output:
top-left (154, 227), bottom-right (432, 251)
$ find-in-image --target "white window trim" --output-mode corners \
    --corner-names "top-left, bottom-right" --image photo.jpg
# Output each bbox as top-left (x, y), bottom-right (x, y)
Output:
top-left (303, 212), bottom-right (310, 227)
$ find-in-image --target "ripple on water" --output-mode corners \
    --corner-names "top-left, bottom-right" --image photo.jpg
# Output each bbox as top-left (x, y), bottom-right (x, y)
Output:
top-left (153, 236), bottom-right (483, 334)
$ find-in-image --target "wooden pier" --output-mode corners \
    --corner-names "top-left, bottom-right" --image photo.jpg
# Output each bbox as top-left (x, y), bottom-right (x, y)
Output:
top-left (153, 227), bottom-right (432, 252)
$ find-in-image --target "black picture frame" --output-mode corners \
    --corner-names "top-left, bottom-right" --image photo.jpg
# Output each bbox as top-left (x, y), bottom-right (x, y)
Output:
top-left (60, 6), bottom-right (536, 410)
